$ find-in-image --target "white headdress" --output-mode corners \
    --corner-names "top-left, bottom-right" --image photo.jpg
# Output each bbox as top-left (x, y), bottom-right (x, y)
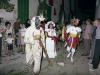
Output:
top-left (39, 14), bottom-right (45, 21)
top-left (45, 21), bottom-right (55, 29)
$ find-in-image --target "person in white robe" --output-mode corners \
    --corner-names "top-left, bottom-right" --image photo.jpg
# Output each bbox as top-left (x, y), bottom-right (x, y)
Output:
top-left (45, 21), bottom-right (57, 58)
top-left (24, 16), bottom-right (45, 75)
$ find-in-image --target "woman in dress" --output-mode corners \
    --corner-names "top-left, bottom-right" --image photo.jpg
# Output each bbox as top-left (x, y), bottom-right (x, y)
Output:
top-left (45, 21), bottom-right (57, 58)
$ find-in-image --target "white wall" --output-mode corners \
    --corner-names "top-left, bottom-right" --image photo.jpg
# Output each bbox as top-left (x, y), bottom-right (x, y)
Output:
top-left (0, 0), bottom-right (61, 22)
top-left (0, 9), bottom-right (14, 20)
top-left (0, 0), bottom-right (17, 21)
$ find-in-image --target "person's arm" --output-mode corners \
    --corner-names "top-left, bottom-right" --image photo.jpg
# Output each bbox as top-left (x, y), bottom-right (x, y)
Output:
top-left (88, 26), bottom-right (92, 40)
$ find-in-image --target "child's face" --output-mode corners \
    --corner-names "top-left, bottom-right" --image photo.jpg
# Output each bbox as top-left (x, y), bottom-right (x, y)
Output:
top-left (49, 24), bottom-right (53, 29)
top-left (74, 19), bottom-right (79, 26)
top-left (7, 24), bottom-right (11, 29)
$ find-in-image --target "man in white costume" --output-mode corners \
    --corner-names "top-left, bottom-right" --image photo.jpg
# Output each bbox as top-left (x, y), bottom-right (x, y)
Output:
top-left (24, 15), bottom-right (45, 75)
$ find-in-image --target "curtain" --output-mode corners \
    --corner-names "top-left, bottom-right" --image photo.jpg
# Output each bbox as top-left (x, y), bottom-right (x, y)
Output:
top-left (18, 0), bottom-right (29, 23)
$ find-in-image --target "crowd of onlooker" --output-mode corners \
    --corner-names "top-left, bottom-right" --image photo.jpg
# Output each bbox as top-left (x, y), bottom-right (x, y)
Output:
top-left (0, 18), bottom-right (31, 63)
top-left (81, 19), bottom-right (100, 71)
top-left (0, 17), bottom-right (100, 71)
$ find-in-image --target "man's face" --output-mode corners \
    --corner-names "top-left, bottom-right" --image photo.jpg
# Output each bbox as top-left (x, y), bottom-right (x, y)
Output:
top-left (74, 19), bottom-right (79, 26)
top-left (35, 16), bottom-right (40, 29)
top-left (94, 20), bottom-right (100, 27)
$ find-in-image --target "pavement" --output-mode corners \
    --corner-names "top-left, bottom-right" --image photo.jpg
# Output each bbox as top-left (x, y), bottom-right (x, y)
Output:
top-left (0, 42), bottom-right (100, 75)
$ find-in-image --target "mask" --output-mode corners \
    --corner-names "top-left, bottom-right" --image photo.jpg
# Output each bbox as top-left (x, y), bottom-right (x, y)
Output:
top-left (35, 16), bottom-right (40, 29)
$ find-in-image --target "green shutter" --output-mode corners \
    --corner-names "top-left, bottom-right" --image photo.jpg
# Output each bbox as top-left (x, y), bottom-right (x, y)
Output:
top-left (18, 0), bottom-right (29, 23)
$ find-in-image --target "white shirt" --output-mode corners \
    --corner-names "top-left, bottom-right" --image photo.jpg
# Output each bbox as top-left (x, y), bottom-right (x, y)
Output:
top-left (6, 38), bottom-right (14, 44)
top-left (24, 26), bottom-right (35, 44)
top-left (66, 26), bottom-right (81, 34)
top-left (45, 29), bottom-right (56, 37)
top-left (66, 24), bottom-right (72, 29)
top-left (6, 27), bottom-right (13, 35)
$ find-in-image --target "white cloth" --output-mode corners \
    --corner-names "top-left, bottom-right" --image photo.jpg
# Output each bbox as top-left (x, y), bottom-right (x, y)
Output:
top-left (45, 29), bottom-right (57, 58)
top-left (6, 38), bottom-right (14, 44)
top-left (5, 27), bottom-right (13, 38)
top-left (66, 24), bottom-right (72, 29)
top-left (66, 26), bottom-right (81, 37)
top-left (6, 26), bottom-right (13, 34)
top-left (25, 16), bottom-right (45, 74)
top-left (24, 26), bottom-right (44, 73)
top-left (66, 26), bottom-right (81, 62)
top-left (24, 26), bottom-right (35, 44)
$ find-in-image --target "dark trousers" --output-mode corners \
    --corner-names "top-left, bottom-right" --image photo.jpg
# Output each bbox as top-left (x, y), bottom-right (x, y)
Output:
top-left (89, 39), bottom-right (95, 59)
top-left (92, 39), bottom-right (100, 69)
top-left (0, 37), bottom-right (2, 57)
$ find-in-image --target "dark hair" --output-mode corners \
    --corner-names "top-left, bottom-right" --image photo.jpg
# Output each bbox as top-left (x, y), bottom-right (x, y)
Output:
top-left (40, 21), bottom-right (45, 24)
top-left (8, 33), bottom-right (12, 36)
top-left (86, 19), bottom-right (92, 25)
top-left (5, 21), bottom-right (11, 26)
top-left (24, 19), bottom-right (31, 28)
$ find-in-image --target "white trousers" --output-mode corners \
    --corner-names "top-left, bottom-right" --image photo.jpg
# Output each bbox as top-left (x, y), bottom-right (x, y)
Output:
top-left (25, 43), bottom-right (42, 74)
top-left (66, 46), bottom-right (75, 62)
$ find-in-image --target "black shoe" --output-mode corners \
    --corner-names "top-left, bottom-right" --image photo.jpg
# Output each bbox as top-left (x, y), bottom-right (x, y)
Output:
top-left (87, 57), bottom-right (91, 59)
